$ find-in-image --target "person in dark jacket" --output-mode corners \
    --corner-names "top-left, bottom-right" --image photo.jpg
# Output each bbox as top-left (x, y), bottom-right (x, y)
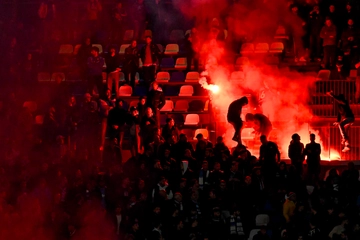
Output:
top-left (161, 117), bottom-right (179, 141)
top-left (227, 97), bottom-right (248, 144)
top-left (87, 46), bottom-right (105, 95)
top-left (304, 133), bottom-right (321, 181)
top-left (105, 46), bottom-right (121, 97)
top-left (141, 107), bottom-right (157, 147)
top-left (308, 5), bottom-right (324, 61)
top-left (77, 37), bottom-right (92, 80)
top-left (108, 99), bottom-right (127, 149)
top-left (288, 133), bottom-right (305, 175)
top-left (320, 18), bottom-right (337, 68)
top-left (146, 81), bottom-right (165, 128)
top-left (327, 91), bottom-right (355, 152)
top-left (245, 113), bottom-right (272, 138)
top-left (124, 40), bottom-right (139, 87)
top-left (140, 36), bottom-right (160, 87)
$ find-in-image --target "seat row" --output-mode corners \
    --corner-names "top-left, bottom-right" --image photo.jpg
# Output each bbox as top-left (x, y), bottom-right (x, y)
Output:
top-left (119, 85), bottom-right (198, 97)
top-left (240, 42), bottom-right (284, 55)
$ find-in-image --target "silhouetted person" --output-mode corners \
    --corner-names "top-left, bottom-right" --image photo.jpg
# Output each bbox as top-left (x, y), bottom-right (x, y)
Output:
top-left (259, 135), bottom-right (280, 183)
top-left (245, 113), bottom-right (272, 138)
top-left (87, 46), bottom-right (104, 95)
top-left (304, 134), bottom-right (321, 182)
top-left (146, 81), bottom-right (165, 128)
top-left (227, 97), bottom-right (248, 144)
top-left (140, 36), bottom-right (160, 88)
top-left (288, 133), bottom-right (304, 175)
top-left (124, 40), bottom-right (139, 87)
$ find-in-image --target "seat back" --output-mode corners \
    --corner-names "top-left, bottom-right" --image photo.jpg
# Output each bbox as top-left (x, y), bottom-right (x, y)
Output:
top-left (35, 115), bottom-right (44, 125)
top-left (185, 72), bottom-right (199, 82)
top-left (174, 100), bottom-right (189, 111)
top-left (164, 44), bottom-right (179, 55)
top-left (156, 71), bottom-right (170, 82)
top-left (194, 128), bottom-right (209, 139)
top-left (59, 44), bottom-right (73, 54)
top-left (175, 57), bottom-right (187, 69)
top-left (169, 29), bottom-right (185, 42)
top-left (240, 43), bottom-right (254, 54)
top-left (123, 30), bottom-right (134, 41)
top-left (92, 44), bottom-right (103, 54)
top-left (317, 70), bottom-right (331, 81)
top-left (51, 72), bottom-right (66, 82)
top-left (255, 214), bottom-right (270, 226)
top-left (37, 72), bottom-right (51, 82)
top-left (119, 44), bottom-right (130, 55)
top-left (184, 114), bottom-right (200, 125)
top-left (119, 86), bottom-right (133, 96)
top-left (255, 43), bottom-right (269, 53)
top-left (160, 100), bottom-right (174, 112)
top-left (23, 101), bottom-right (37, 112)
top-left (179, 85), bottom-right (194, 96)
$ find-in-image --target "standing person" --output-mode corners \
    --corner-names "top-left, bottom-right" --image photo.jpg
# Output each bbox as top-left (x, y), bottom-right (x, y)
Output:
top-left (259, 135), bottom-right (280, 184)
top-left (124, 40), bottom-right (139, 87)
top-left (99, 89), bottom-right (115, 151)
top-left (326, 91), bottom-right (355, 152)
top-left (146, 81), bottom-right (165, 128)
top-left (245, 113), bottom-right (272, 138)
top-left (161, 117), bottom-right (179, 141)
top-left (140, 36), bottom-right (160, 88)
top-left (288, 133), bottom-right (305, 175)
top-left (304, 134), bottom-right (321, 182)
top-left (78, 37), bottom-right (92, 80)
top-left (105, 46), bottom-right (121, 97)
top-left (320, 18), bottom-right (337, 69)
top-left (108, 99), bottom-right (127, 150)
top-left (141, 107), bottom-right (157, 148)
top-left (127, 106), bottom-right (141, 156)
top-left (227, 97), bottom-right (248, 144)
top-left (87, 46), bottom-right (105, 95)
top-left (308, 5), bottom-right (323, 62)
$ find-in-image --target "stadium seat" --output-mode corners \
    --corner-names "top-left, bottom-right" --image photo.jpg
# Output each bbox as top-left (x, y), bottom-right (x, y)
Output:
top-left (274, 25), bottom-right (289, 40)
top-left (160, 100), bottom-right (174, 112)
top-left (248, 229), bottom-right (260, 240)
top-left (316, 70), bottom-right (331, 81)
top-left (254, 43), bottom-right (269, 53)
top-left (174, 100), bottom-right (189, 111)
top-left (255, 214), bottom-right (270, 226)
top-left (170, 72), bottom-right (185, 82)
top-left (35, 115), bottom-right (44, 125)
top-left (306, 185), bottom-right (315, 195)
top-left (51, 72), bottom-right (65, 81)
top-left (184, 114), bottom-right (200, 125)
top-left (230, 71), bottom-right (245, 82)
top-left (164, 86), bottom-right (179, 96)
top-left (119, 72), bottom-right (125, 82)
top-left (73, 44), bottom-right (81, 55)
top-left (92, 44), bottom-right (103, 54)
top-left (179, 85), bottom-right (194, 96)
top-left (169, 29), bottom-right (185, 43)
top-left (119, 86), bottom-right (133, 96)
top-left (194, 128), bottom-right (209, 139)
top-left (264, 56), bottom-right (280, 65)
top-left (23, 101), bottom-right (37, 112)
top-left (157, 44), bottom-right (164, 53)
top-left (240, 43), bottom-right (254, 55)
top-left (185, 29), bottom-right (191, 36)
top-left (134, 86), bottom-right (147, 96)
top-left (160, 58), bottom-right (175, 68)
top-left (348, 69), bottom-right (357, 80)
top-left (123, 30), bottom-right (134, 42)
top-left (189, 100), bottom-right (204, 111)
top-left (142, 29), bottom-right (152, 39)
top-left (164, 44), bottom-right (179, 55)
top-left (129, 100), bottom-right (138, 109)
top-left (269, 42), bottom-right (284, 53)
top-left (235, 57), bottom-right (250, 68)
top-left (204, 100), bottom-right (209, 111)
top-left (119, 44), bottom-right (130, 55)
top-left (59, 44), bottom-right (73, 54)
top-left (185, 72), bottom-right (199, 82)
top-left (156, 71), bottom-right (170, 82)
top-left (175, 57), bottom-right (187, 70)
top-left (37, 72), bottom-right (51, 82)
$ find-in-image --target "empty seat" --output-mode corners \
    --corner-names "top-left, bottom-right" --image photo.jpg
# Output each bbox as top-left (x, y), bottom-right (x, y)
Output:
top-left (37, 72), bottom-right (51, 82)
top-left (119, 44), bottom-right (130, 55)
top-left (179, 85), bottom-right (194, 96)
top-left (274, 25), bottom-right (289, 39)
top-left (170, 72), bottom-right (185, 82)
top-left (264, 56), bottom-right (280, 65)
top-left (160, 100), bottom-right (174, 112)
top-left (51, 72), bottom-right (65, 81)
top-left (175, 57), bottom-right (187, 70)
top-left (160, 58), bottom-right (175, 68)
top-left (235, 57), bottom-right (250, 68)
top-left (35, 115), bottom-right (44, 125)
top-left (184, 114), bottom-right (200, 125)
top-left (174, 100), bottom-right (189, 111)
top-left (169, 29), bottom-right (185, 42)
top-left (59, 44), bottom-right (73, 54)
top-left (73, 44), bottom-right (81, 55)
top-left (164, 44), bottom-right (179, 55)
top-left (123, 30), bottom-right (134, 42)
top-left (119, 86), bottom-right (133, 96)
top-left (134, 86), bottom-right (147, 96)
top-left (23, 101), bottom-right (37, 112)
top-left (92, 44), bottom-right (103, 54)
top-left (316, 70), bottom-right (331, 81)
top-left (269, 42), bottom-right (284, 53)
top-left (185, 72), bottom-right (199, 82)
top-left (230, 71), bottom-right (245, 81)
top-left (188, 100), bottom-right (205, 111)
top-left (255, 214), bottom-right (270, 226)
top-left (164, 86), bottom-right (179, 96)
top-left (194, 128), bottom-right (209, 139)
top-left (240, 43), bottom-right (254, 55)
top-left (156, 71), bottom-right (170, 82)
top-left (254, 43), bottom-right (269, 53)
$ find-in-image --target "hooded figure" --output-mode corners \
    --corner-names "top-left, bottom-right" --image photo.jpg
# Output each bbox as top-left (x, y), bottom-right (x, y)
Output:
top-left (227, 97), bottom-right (248, 144)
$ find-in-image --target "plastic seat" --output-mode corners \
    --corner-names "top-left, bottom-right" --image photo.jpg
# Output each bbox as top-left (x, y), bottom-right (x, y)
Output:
top-left (23, 101), bottom-right (37, 112)
top-left (51, 72), bottom-right (66, 81)
top-left (164, 86), bottom-right (179, 96)
top-left (164, 44), bottom-right (179, 55)
top-left (265, 56), bottom-right (280, 65)
top-left (316, 70), bottom-right (331, 81)
top-left (194, 128), bottom-right (209, 139)
top-left (230, 71), bottom-right (245, 82)
top-left (235, 57), bottom-right (250, 68)
top-left (169, 29), bottom-right (185, 43)
top-left (156, 71), bottom-right (170, 82)
top-left (269, 42), bottom-right (284, 53)
top-left (123, 30), bottom-right (134, 42)
top-left (274, 26), bottom-right (289, 40)
top-left (59, 44), bottom-right (73, 54)
top-left (37, 72), bottom-right (51, 82)
top-left (255, 43), bottom-right (269, 53)
top-left (92, 44), bottom-right (103, 54)
top-left (248, 229), bottom-right (260, 240)
top-left (119, 86), bottom-right (133, 96)
top-left (160, 58), bottom-right (175, 68)
top-left (129, 100), bottom-right (138, 109)
top-left (174, 100), bottom-right (189, 111)
top-left (35, 115), bottom-right (44, 125)
top-left (160, 100), bottom-right (174, 112)
top-left (240, 43), bottom-right (254, 55)
top-left (188, 100), bottom-right (205, 111)
top-left (170, 72), bottom-right (185, 82)
top-left (179, 85), bottom-right (194, 96)
top-left (255, 214), bottom-right (270, 226)
top-left (134, 86), bottom-right (147, 96)
top-left (119, 44), bottom-right (130, 55)
top-left (175, 57), bottom-right (187, 70)
top-left (185, 72), bottom-right (199, 82)
top-left (184, 114), bottom-right (200, 125)
top-left (73, 44), bottom-right (81, 55)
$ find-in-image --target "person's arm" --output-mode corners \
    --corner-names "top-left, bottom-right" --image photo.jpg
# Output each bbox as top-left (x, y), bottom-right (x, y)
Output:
top-left (158, 92), bottom-right (165, 110)
top-left (320, 26), bottom-right (326, 39)
top-left (326, 91), bottom-right (346, 105)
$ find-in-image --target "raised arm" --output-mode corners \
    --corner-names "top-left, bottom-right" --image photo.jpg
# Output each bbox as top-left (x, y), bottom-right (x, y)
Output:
top-left (326, 91), bottom-right (346, 105)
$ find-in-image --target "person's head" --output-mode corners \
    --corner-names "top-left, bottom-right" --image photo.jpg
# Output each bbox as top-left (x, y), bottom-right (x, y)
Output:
top-left (105, 88), bottom-right (111, 99)
top-left (131, 40), bottom-right (137, 48)
top-left (84, 93), bottom-right (92, 102)
top-left (139, 96), bottom-right (146, 105)
top-left (179, 133), bottom-right (187, 142)
top-left (91, 46), bottom-right (99, 57)
top-left (85, 37), bottom-right (91, 45)
top-left (241, 96), bottom-right (249, 106)
top-left (279, 161), bottom-right (287, 171)
top-left (310, 133), bottom-right (315, 142)
top-left (54, 73), bottom-right (64, 84)
top-left (191, 191), bottom-right (199, 201)
top-left (348, 19), bottom-right (354, 27)
top-left (214, 162), bottom-right (221, 171)
top-left (151, 81), bottom-right (159, 91)
top-left (146, 107), bottom-right (153, 117)
top-left (174, 192), bottom-right (182, 202)
top-left (109, 46), bottom-right (116, 54)
top-left (260, 135), bottom-right (267, 144)
top-left (145, 36), bottom-right (152, 44)
top-left (291, 133), bottom-right (301, 142)
top-left (219, 180), bottom-right (226, 189)
top-left (116, 2), bottom-right (122, 9)
top-left (202, 160), bottom-right (208, 170)
top-left (325, 18), bottom-right (332, 27)
top-left (291, 5), bottom-right (298, 13)
top-left (313, 5), bottom-right (319, 12)
top-left (245, 113), bottom-right (254, 122)
top-left (329, 5), bottom-right (335, 13)
top-left (69, 95), bottom-right (76, 105)
top-left (130, 106), bottom-right (138, 116)
top-left (166, 117), bottom-right (174, 127)
top-left (196, 133), bottom-right (204, 141)
top-left (346, 3), bottom-right (352, 11)
top-left (288, 192), bottom-right (296, 201)
top-left (245, 175), bottom-right (252, 185)
top-left (216, 136), bottom-right (223, 144)
top-left (260, 226), bottom-right (267, 235)
top-left (158, 177), bottom-right (166, 187)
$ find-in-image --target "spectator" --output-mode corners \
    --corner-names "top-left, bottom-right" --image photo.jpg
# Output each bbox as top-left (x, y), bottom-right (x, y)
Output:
top-left (132, 0), bottom-right (147, 40)
top-left (283, 192), bottom-right (296, 224)
top-left (161, 117), bottom-right (179, 141)
top-left (111, 2), bottom-right (127, 42)
top-left (124, 40), bottom-right (140, 87)
top-left (127, 106), bottom-right (141, 157)
top-left (105, 46), bottom-right (121, 97)
top-left (108, 99), bottom-right (127, 150)
top-left (146, 81), bottom-right (165, 128)
top-left (245, 113), bottom-right (273, 138)
top-left (320, 18), bottom-right (337, 69)
top-left (137, 96), bottom-right (147, 121)
top-left (259, 135), bottom-right (280, 183)
top-left (140, 36), bottom-right (160, 87)
top-left (304, 133), bottom-right (321, 182)
top-left (140, 107), bottom-right (156, 147)
top-left (253, 226), bottom-right (270, 240)
top-left (78, 37), bottom-right (93, 79)
top-left (99, 88), bottom-right (115, 150)
top-left (308, 5), bottom-right (323, 62)
top-left (86, 0), bottom-right (102, 32)
top-left (288, 133), bottom-right (305, 175)
top-left (87, 46), bottom-right (105, 95)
